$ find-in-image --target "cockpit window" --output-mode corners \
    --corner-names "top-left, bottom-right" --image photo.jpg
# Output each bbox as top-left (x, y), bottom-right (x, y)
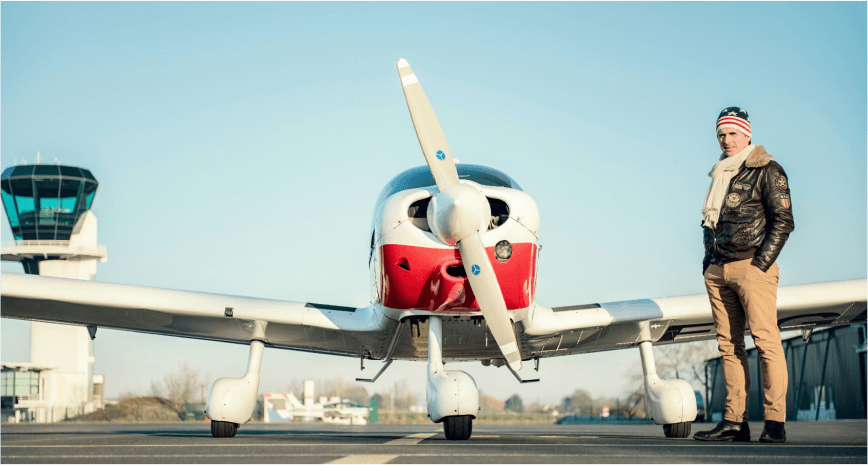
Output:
top-left (375, 164), bottom-right (521, 206)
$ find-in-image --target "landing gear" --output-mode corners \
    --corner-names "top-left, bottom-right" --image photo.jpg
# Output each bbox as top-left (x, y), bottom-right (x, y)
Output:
top-left (205, 326), bottom-right (267, 438)
top-left (636, 324), bottom-right (697, 437)
top-left (426, 316), bottom-right (479, 440)
top-left (443, 415), bottom-right (473, 440)
top-left (211, 420), bottom-right (238, 438)
top-left (663, 422), bottom-right (691, 438)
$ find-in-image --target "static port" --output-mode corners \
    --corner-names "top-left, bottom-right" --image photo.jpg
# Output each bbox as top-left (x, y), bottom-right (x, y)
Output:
top-left (446, 265), bottom-right (467, 278)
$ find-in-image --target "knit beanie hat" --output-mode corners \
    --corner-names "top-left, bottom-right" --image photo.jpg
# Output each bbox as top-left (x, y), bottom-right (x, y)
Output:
top-left (716, 107), bottom-right (751, 138)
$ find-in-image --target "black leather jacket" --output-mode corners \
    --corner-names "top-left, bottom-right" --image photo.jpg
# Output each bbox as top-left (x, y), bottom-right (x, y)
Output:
top-left (702, 146), bottom-right (794, 273)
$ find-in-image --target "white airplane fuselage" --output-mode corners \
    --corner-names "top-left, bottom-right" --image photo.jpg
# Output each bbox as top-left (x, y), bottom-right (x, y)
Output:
top-left (368, 164), bottom-right (540, 323)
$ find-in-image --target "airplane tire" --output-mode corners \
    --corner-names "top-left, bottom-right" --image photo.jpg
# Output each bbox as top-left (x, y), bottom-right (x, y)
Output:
top-left (663, 421), bottom-right (691, 438)
top-left (443, 415), bottom-right (472, 440)
top-left (211, 420), bottom-right (238, 438)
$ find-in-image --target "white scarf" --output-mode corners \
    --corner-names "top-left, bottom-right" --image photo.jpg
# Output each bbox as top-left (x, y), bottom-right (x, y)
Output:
top-left (702, 144), bottom-right (755, 229)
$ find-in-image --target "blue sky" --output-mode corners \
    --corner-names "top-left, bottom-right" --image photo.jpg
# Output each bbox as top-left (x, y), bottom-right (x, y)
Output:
top-left (2, 2), bottom-right (865, 405)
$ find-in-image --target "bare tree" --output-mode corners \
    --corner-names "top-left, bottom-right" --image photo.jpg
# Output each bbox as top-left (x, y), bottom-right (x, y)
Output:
top-left (150, 364), bottom-right (206, 420)
top-left (287, 379), bottom-right (305, 398)
top-left (391, 379), bottom-right (418, 410)
top-left (320, 376), bottom-right (369, 405)
top-left (655, 340), bottom-right (717, 390)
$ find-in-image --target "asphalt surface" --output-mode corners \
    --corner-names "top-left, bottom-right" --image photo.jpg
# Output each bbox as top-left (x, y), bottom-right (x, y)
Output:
top-left (1, 421), bottom-right (865, 463)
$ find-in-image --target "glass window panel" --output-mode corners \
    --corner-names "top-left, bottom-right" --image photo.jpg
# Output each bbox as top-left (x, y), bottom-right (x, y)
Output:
top-left (33, 165), bottom-right (59, 176)
top-left (59, 166), bottom-right (82, 177)
top-left (86, 191), bottom-right (95, 210)
top-left (15, 195), bottom-right (35, 215)
top-left (59, 179), bottom-right (81, 199)
top-left (11, 165), bottom-right (35, 177)
top-left (10, 178), bottom-right (34, 197)
top-left (2, 189), bottom-right (19, 227)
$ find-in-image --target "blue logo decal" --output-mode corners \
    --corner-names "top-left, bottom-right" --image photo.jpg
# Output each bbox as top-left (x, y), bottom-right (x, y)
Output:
top-left (471, 264), bottom-right (481, 276)
top-left (436, 150), bottom-right (446, 160)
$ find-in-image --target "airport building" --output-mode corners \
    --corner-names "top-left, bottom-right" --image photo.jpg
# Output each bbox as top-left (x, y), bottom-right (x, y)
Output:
top-left (1, 161), bottom-right (107, 422)
top-left (703, 324), bottom-right (867, 422)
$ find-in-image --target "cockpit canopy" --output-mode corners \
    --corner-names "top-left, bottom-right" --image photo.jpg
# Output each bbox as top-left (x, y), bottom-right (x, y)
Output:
top-left (375, 164), bottom-right (521, 208)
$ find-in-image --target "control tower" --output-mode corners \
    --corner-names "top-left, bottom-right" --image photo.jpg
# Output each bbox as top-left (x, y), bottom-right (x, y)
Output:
top-left (1, 162), bottom-right (107, 422)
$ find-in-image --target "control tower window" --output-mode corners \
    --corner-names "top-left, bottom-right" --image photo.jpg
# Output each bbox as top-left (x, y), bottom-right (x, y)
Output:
top-left (1, 165), bottom-right (98, 241)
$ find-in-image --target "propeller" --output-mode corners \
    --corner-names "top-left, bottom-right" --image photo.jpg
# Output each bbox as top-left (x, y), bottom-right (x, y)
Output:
top-left (397, 59), bottom-right (522, 371)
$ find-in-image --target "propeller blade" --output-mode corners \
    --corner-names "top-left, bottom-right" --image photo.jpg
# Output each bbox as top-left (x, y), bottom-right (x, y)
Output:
top-left (458, 232), bottom-right (522, 371)
top-left (396, 59), bottom-right (458, 191)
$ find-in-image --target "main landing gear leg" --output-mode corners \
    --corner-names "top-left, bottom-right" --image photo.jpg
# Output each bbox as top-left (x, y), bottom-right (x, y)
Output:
top-left (637, 327), bottom-right (696, 438)
top-left (206, 338), bottom-right (266, 438)
top-left (426, 316), bottom-right (479, 440)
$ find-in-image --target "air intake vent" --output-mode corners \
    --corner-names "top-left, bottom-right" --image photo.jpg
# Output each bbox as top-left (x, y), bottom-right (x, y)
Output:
top-left (446, 265), bottom-right (467, 277)
top-left (407, 197), bottom-right (431, 231)
top-left (488, 197), bottom-right (509, 229)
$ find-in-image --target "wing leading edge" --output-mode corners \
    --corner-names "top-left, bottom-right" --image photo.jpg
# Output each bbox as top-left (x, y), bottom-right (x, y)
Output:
top-left (522, 279), bottom-right (867, 359)
top-left (0, 272), bottom-right (397, 359)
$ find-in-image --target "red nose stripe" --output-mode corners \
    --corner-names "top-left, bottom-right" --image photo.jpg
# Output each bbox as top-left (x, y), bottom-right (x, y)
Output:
top-left (379, 243), bottom-right (537, 311)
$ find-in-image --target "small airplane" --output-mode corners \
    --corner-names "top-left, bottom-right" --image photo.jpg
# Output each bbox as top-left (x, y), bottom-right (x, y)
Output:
top-left (263, 391), bottom-right (370, 425)
top-left (2, 59), bottom-right (865, 440)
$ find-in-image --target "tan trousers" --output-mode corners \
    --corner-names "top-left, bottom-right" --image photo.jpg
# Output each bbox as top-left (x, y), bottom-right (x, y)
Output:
top-left (704, 259), bottom-right (787, 423)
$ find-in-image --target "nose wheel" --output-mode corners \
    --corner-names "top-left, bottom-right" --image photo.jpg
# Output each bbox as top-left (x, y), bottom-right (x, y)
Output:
top-left (663, 421), bottom-right (691, 438)
top-left (211, 420), bottom-right (239, 438)
top-left (443, 415), bottom-right (473, 440)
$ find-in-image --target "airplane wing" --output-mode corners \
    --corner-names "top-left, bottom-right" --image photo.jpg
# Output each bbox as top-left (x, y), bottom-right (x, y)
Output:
top-left (521, 279), bottom-right (867, 359)
top-left (0, 272), bottom-right (397, 359)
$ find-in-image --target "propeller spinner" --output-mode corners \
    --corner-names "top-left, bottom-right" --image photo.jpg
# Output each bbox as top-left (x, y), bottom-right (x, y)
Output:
top-left (397, 59), bottom-right (522, 371)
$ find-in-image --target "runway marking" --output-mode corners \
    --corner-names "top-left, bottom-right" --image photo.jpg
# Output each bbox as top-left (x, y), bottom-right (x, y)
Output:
top-left (382, 432), bottom-right (437, 445)
top-left (0, 442), bottom-right (862, 448)
top-left (2, 453), bottom-right (863, 461)
top-left (326, 454), bottom-right (398, 464)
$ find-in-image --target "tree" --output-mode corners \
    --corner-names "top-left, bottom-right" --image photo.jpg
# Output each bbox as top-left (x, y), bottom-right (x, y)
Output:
top-left (320, 376), bottom-right (369, 405)
top-left (504, 394), bottom-right (524, 413)
top-left (655, 340), bottom-right (717, 389)
top-left (149, 364), bottom-right (206, 420)
top-left (391, 379), bottom-right (418, 410)
top-left (561, 388), bottom-right (593, 415)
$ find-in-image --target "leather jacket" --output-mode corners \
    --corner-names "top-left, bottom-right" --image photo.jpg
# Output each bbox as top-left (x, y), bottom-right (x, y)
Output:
top-left (702, 146), bottom-right (794, 273)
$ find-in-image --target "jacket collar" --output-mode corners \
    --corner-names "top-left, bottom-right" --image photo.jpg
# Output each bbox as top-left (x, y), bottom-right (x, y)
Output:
top-left (745, 145), bottom-right (773, 168)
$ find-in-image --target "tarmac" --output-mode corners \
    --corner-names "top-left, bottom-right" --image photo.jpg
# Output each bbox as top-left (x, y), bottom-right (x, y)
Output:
top-left (1, 420), bottom-right (866, 464)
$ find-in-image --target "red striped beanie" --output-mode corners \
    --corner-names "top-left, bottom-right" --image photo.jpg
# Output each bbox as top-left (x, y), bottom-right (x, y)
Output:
top-left (716, 107), bottom-right (751, 138)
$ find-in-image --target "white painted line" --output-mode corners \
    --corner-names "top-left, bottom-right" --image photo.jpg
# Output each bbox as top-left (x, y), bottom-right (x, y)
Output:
top-left (3, 453), bottom-right (861, 460)
top-left (326, 454), bottom-right (398, 464)
top-left (401, 74), bottom-right (419, 86)
top-left (397, 59), bottom-right (409, 68)
top-left (383, 432), bottom-right (436, 445)
top-left (1, 442), bottom-right (861, 449)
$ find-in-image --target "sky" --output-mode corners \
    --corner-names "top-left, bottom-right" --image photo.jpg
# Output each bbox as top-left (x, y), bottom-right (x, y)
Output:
top-left (1, 2), bottom-right (866, 407)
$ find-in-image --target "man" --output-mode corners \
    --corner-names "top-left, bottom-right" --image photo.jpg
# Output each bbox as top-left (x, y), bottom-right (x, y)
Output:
top-left (694, 107), bottom-right (794, 443)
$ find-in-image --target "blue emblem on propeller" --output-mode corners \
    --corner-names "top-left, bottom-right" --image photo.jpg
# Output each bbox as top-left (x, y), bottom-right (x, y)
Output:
top-left (471, 264), bottom-right (481, 276)
top-left (436, 150), bottom-right (446, 160)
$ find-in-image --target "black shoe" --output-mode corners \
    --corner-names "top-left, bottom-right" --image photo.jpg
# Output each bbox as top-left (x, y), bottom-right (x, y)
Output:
top-left (693, 420), bottom-right (751, 442)
top-left (759, 420), bottom-right (786, 443)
